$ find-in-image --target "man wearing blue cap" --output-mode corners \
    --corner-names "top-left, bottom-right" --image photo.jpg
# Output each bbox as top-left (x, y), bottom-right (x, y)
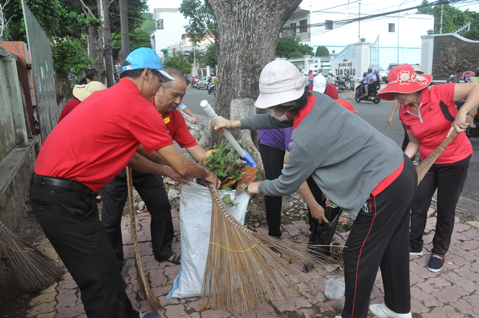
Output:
top-left (30, 48), bottom-right (220, 318)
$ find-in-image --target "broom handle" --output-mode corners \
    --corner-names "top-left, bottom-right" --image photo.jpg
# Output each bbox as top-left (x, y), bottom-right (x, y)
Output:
top-left (200, 100), bottom-right (246, 158)
top-left (416, 109), bottom-right (477, 170)
top-left (127, 167), bottom-right (163, 311)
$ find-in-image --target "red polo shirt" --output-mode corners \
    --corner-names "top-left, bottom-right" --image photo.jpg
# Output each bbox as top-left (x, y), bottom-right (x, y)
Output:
top-left (58, 97), bottom-right (81, 123)
top-left (399, 84), bottom-right (472, 164)
top-left (35, 78), bottom-right (173, 191)
top-left (152, 99), bottom-right (197, 148)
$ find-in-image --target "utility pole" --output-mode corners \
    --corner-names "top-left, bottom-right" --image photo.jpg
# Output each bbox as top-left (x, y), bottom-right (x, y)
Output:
top-left (358, 2), bottom-right (361, 42)
top-left (397, 0), bottom-right (408, 64)
top-left (440, 4), bottom-right (444, 34)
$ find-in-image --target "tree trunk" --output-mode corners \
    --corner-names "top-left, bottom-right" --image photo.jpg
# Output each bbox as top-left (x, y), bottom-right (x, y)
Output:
top-left (96, 0), bottom-right (105, 82)
top-left (200, 0), bottom-right (302, 168)
top-left (88, 25), bottom-right (97, 62)
top-left (118, 0), bottom-right (129, 65)
top-left (102, 0), bottom-right (114, 87)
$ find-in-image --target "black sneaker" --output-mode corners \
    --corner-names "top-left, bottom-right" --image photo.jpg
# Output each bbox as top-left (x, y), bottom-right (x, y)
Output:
top-left (427, 253), bottom-right (444, 272)
top-left (409, 247), bottom-right (423, 256)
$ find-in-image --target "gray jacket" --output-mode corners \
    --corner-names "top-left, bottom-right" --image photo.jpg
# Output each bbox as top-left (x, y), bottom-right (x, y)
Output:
top-left (240, 92), bottom-right (404, 219)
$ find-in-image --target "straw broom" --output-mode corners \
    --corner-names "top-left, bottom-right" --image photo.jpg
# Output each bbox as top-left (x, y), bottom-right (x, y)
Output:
top-left (126, 167), bottom-right (163, 312)
top-left (416, 109), bottom-right (477, 184)
top-left (202, 184), bottom-right (325, 312)
top-left (0, 220), bottom-right (62, 293)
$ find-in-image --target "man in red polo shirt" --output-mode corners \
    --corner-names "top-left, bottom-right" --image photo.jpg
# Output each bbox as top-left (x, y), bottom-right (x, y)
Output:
top-left (101, 68), bottom-right (206, 269)
top-left (30, 48), bottom-right (219, 318)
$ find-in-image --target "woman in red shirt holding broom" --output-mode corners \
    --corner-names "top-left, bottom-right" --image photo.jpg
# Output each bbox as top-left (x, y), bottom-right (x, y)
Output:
top-left (378, 63), bottom-right (479, 275)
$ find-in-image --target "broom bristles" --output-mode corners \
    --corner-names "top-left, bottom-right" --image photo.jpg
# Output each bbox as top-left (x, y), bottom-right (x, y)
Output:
top-left (416, 110), bottom-right (477, 185)
top-left (0, 221), bottom-right (62, 293)
top-left (202, 184), bottom-right (326, 312)
top-left (127, 168), bottom-right (163, 312)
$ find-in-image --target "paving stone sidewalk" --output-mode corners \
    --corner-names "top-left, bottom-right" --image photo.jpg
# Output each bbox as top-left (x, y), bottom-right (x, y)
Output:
top-left (26, 206), bottom-right (479, 318)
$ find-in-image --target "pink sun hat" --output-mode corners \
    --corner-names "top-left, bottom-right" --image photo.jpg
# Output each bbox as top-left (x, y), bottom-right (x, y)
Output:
top-left (377, 63), bottom-right (432, 101)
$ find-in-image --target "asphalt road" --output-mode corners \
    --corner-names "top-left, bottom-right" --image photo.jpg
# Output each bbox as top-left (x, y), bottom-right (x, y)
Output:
top-left (181, 85), bottom-right (479, 214)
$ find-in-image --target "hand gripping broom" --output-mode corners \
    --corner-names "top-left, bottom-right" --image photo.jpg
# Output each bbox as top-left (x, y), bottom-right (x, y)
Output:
top-left (416, 109), bottom-right (477, 185)
top-left (126, 167), bottom-right (163, 312)
top-left (0, 220), bottom-right (62, 293)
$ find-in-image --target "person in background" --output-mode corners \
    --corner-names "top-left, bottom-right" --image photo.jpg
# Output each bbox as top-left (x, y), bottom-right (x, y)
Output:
top-left (326, 71), bottom-right (335, 84)
top-left (102, 68), bottom-right (207, 270)
top-left (215, 60), bottom-right (417, 318)
top-left (462, 68), bottom-right (475, 83)
top-left (311, 72), bottom-right (338, 99)
top-left (308, 70), bottom-right (314, 85)
top-left (177, 103), bottom-right (204, 123)
top-left (447, 70), bottom-right (462, 84)
top-left (30, 48), bottom-right (220, 318)
top-left (78, 68), bottom-right (99, 85)
top-left (378, 63), bottom-right (479, 274)
top-left (58, 81), bottom-right (107, 123)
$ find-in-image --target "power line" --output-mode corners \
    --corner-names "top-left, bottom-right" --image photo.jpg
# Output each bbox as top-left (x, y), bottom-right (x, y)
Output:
top-left (283, 0), bottom-right (468, 32)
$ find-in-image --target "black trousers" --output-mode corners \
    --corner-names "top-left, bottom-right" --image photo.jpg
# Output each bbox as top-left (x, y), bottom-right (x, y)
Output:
top-left (259, 143), bottom-right (286, 238)
top-left (410, 156), bottom-right (470, 255)
top-left (30, 174), bottom-right (139, 318)
top-left (101, 169), bottom-right (173, 270)
top-left (341, 156), bottom-right (417, 318)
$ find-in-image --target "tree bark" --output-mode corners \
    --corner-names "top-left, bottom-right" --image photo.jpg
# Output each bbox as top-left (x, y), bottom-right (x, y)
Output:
top-left (118, 0), bottom-right (129, 65)
top-left (200, 0), bottom-right (302, 168)
top-left (102, 0), bottom-right (114, 87)
top-left (96, 0), bottom-right (105, 82)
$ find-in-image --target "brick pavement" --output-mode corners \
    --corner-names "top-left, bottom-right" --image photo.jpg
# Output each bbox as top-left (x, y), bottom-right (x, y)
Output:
top-left (26, 205), bottom-right (479, 318)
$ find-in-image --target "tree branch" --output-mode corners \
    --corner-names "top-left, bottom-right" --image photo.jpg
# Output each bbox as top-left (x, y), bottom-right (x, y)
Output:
top-left (79, 0), bottom-right (96, 18)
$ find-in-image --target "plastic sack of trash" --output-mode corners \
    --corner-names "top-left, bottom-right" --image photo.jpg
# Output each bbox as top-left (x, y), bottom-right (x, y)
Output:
top-left (324, 278), bottom-right (345, 299)
top-left (167, 181), bottom-right (250, 298)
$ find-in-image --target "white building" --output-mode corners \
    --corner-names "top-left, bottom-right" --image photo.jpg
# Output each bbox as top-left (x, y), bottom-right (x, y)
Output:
top-left (284, 5), bottom-right (434, 71)
top-left (150, 8), bottom-right (188, 59)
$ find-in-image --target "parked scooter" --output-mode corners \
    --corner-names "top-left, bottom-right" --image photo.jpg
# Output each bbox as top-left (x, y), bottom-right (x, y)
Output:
top-left (334, 76), bottom-right (349, 93)
top-left (354, 83), bottom-right (381, 104)
top-left (208, 83), bottom-right (215, 94)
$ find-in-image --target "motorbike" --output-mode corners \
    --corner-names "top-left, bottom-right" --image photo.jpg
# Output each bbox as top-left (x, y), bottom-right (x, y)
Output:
top-left (208, 83), bottom-right (215, 94)
top-left (354, 83), bottom-right (381, 104)
top-left (334, 76), bottom-right (349, 93)
top-left (456, 100), bottom-right (479, 138)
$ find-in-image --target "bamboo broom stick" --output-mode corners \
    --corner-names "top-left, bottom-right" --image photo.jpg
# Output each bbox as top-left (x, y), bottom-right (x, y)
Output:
top-left (416, 109), bottom-right (477, 184)
top-left (126, 167), bottom-right (163, 312)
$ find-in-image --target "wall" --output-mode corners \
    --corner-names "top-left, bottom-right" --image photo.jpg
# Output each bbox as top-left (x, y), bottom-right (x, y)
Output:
top-left (151, 8), bottom-right (189, 59)
top-left (307, 11), bottom-right (434, 70)
top-left (431, 34), bottom-right (479, 80)
top-left (0, 48), bottom-right (38, 234)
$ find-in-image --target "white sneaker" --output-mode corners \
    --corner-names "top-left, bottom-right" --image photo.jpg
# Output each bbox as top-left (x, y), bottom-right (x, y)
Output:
top-left (369, 303), bottom-right (412, 318)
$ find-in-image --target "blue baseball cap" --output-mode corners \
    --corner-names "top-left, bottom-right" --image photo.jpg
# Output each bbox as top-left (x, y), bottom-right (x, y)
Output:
top-left (122, 47), bottom-right (174, 82)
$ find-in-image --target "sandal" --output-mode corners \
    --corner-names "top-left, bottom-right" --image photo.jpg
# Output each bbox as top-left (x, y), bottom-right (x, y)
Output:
top-left (167, 252), bottom-right (181, 265)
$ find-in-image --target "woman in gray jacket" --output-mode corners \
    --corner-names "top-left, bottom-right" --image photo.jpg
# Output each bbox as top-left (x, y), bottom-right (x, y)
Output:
top-left (214, 60), bottom-right (417, 318)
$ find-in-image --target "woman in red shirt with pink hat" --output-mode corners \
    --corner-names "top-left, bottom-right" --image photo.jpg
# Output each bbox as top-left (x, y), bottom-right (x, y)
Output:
top-left (378, 63), bottom-right (479, 275)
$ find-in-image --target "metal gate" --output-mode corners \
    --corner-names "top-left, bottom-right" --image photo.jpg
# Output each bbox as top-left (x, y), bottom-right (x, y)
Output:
top-left (22, 0), bottom-right (58, 142)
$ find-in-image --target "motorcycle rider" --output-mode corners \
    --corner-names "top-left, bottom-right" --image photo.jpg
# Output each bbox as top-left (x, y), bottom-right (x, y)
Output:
top-left (360, 68), bottom-right (375, 97)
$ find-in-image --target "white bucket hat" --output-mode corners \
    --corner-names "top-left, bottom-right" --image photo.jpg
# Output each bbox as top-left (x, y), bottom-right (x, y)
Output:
top-left (312, 74), bottom-right (327, 94)
top-left (73, 81), bottom-right (107, 101)
top-left (255, 60), bottom-right (305, 109)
